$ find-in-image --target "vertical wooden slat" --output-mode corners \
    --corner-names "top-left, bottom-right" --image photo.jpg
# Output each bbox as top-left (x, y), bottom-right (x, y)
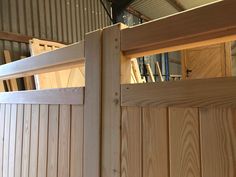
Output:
top-left (8, 104), bottom-right (17, 177)
top-left (47, 105), bottom-right (59, 177)
top-left (38, 105), bottom-right (49, 177)
top-left (21, 104), bottom-right (31, 177)
top-left (0, 104), bottom-right (6, 177)
top-left (29, 105), bottom-right (40, 177)
top-left (169, 108), bottom-right (201, 177)
top-left (3, 104), bottom-right (11, 177)
top-left (142, 107), bottom-right (169, 177)
top-left (14, 105), bottom-right (24, 177)
top-left (84, 30), bottom-right (102, 177)
top-left (58, 105), bottom-right (70, 177)
top-left (200, 108), bottom-right (236, 177)
top-left (70, 105), bottom-right (83, 177)
top-left (121, 107), bottom-right (142, 177)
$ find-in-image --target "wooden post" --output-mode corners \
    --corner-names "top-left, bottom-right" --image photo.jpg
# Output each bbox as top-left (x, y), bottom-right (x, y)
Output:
top-left (101, 24), bottom-right (130, 177)
top-left (84, 30), bottom-right (102, 177)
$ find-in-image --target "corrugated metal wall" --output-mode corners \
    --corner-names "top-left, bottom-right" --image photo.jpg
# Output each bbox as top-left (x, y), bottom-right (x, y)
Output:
top-left (0, 0), bottom-right (111, 61)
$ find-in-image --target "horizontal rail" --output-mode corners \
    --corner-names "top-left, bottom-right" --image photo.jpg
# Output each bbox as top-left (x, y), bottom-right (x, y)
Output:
top-left (122, 77), bottom-right (236, 107)
top-left (121, 0), bottom-right (236, 58)
top-left (0, 87), bottom-right (84, 105)
top-left (0, 41), bottom-right (85, 80)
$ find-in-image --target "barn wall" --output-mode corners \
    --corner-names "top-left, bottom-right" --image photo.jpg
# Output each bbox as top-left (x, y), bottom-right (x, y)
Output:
top-left (0, 0), bottom-right (111, 61)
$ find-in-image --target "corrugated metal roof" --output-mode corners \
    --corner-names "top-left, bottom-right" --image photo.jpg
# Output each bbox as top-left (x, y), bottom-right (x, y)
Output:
top-left (131, 0), bottom-right (178, 19)
top-left (130, 0), bottom-right (219, 19)
top-left (0, 0), bottom-right (111, 61)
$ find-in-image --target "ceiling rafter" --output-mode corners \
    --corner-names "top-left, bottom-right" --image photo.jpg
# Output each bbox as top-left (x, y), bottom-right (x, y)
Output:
top-left (126, 6), bottom-right (152, 22)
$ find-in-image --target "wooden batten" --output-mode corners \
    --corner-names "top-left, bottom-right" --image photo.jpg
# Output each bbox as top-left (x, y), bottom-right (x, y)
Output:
top-left (0, 87), bottom-right (84, 105)
top-left (0, 42), bottom-right (85, 80)
top-left (121, 0), bottom-right (236, 58)
top-left (122, 77), bottom-right (236, 107)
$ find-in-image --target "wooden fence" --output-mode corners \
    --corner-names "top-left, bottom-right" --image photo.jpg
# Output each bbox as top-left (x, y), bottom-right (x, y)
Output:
top-left (0, 1), bottom-right (235, 177)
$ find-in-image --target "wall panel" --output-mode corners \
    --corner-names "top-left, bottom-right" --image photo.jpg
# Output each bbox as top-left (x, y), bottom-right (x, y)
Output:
top-left (121, 106), bottom-right (236, 177)
top-left (0, 103), bottom-right (84, 177)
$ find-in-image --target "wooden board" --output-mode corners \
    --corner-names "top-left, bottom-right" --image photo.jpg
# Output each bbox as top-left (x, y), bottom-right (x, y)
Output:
top-left (3, 50), bottom-right (18, 91)
top-left (84, 30), bottom-right (102, 177)
top-left (121, 105), bottom-right (236, 177)
top-left (169, 108), bottom-right (201, 177)
top-left (121, 77), bottom-right (236, 107)
top-left (181, 43), bottom-right (232, 79)
top-left (142, 107), bottom-right (168, 177)
top-left (102, 24), bottom-right (130, 177)
top-left (121, 0), bottom-right (236, 57)
top-left (121, 107), bottom-right (142, 177)
top-left (0, 42), bottom-right (85, 80)
top-left (200, 108), bottom-right (236, 177)
top-left (0, 103), bottom-right (84, 177)
top-left (30, 38), bottom-right (85, 89)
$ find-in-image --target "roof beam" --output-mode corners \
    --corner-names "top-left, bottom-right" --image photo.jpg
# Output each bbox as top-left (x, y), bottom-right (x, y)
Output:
top-left (126, 6), bottom-right (152, 22)
top-left (165, 0), bottom-right (185, 11)
top-left (121, 0), bottom-right (236, 58)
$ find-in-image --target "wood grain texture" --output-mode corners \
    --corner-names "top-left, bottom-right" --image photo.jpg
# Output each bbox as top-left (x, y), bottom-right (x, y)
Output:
top-left (58, 105), bottom-right (70, 177)
top-left (14, 105), bottom-right (24, 177)
top-left (8, 104), bottom-right (17, 177)
top-left (47, 105), bottom-right (59, 177)
top-left (121, 107), bottom-right (142, 177)
top-left (121, 0), bottom-right (236, 57)
top-left (122, 77), bottom-right (236, 107)
top-left (38, 105), bottom-right (49, 177)
top-left (71, 105), bottom-right (83, 177)
top-left (102, 24), bottom-right (128, 177)
top-left (0, 42), bottom-right (85, 80)
top-left (142, 107), bottom-right (168, 177)
top-left (181, 43), bottom-right (232, 79)
top-left (169, 108), bottom-right (201, 177)
top-left (30, 38), bottom-right (85, 89)
top-left (0, 104), bottom-right (5, 177)
top-left (29, 105), bottom-right (40, 177)
top-left (22, 105), bottom-right (32, 177)
top-left (200, 108), bottom-right (236, 177)
top-left (84, 30), bottom-right (102, 177)
top-left (0, 87), bottom-right (84, 105)
top-left (3, 104), bottom-right (11, 177)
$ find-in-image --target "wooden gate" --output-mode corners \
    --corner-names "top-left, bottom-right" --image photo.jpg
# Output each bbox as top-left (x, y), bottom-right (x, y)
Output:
top-left (121, 78), bottom-right (236, 177)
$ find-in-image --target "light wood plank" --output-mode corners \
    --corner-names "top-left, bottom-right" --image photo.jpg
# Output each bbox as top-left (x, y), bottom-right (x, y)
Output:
top-left (142, 107), bottom-right (168, 177)
top-left (102, 24), bottom-right (129, 177)
top-left (122, 77), bottom-right (236, 107)
top-left (0, 104), bottom-right (5, 177)
top-left (14, 105), bottom-right (24, 177)
top-left (47, 105), bottom-right (59, 177)
top-left (169, 108), bottom-right (201, 177)
top-left (84, 30), bottom-right (102, 177)
top-left (200, 108), bottom-right (236, 177)
top-left (0, 42), bottom-right (85, 80)
top-left (8, 104), bottom-right (17, 177)
top-left (58, 105), bottom-right (70, 177)
top-left (146, 64), bottom-right (155, 82)
top-left (3, 50), bottom-right (18, 91)
top-left (29, 105), bottom-right (40, 177)
top-left (121, 107), bottom-right (142, 177)
top-left (0, 87), bottom-right (84, 105)
top-left (71, 105), bottom-right (83, 177)
top-left (121, 0), bottom-right (236, 58)
top-left (38, 105), bottom-right (49, 177)
top-left (21, 105), bottom-right (32, 177)
top-left (155, 62), bottom-right (164, 82)
top-left (3, 104), bottom-right (11, 177)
